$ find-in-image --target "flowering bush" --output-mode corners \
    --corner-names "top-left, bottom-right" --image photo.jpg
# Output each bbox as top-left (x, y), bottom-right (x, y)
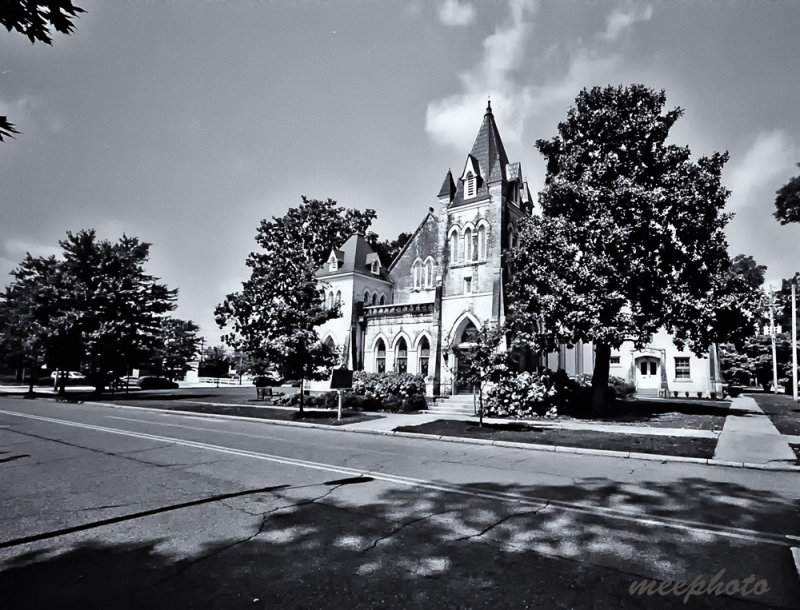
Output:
top-left (349, 371), bottom-right (427, 412)
top-left (486, 371), bottom-right (558, 418)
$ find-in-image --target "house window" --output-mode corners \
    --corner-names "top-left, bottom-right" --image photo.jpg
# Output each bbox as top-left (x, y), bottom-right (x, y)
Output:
top-left (396, 338), bottom-right (408, 374)
top-left (376, 339), bottom-right (386, 373)
top-left (364, 291), bottom-right (370, 304)
top-left (418, 337), bottom-right (430, 377)
top-left (371, 293), bottom-right (377, 306)
top-left (610, 356), bottom-right (621, 365)
top-left (464, 277), bottom-right (472, 294)
top-left (335, 290), bottom-right (342, 305)
top-left (371, 259), bottom-right (380, 275)
top-left (328, 253), bottom-right (338, 272)
top-left (449, 230), bottom-right (459, 261)
top-left (464, 228), bottom-right (473, 261)
top-left (477, 225), bottom-right (486, 260)
top-left (466, 172), bottom-right (476, 198)
top-left (675, 357), bottom-right (691, 380)
top-left (379, 294), bottom-right (386, 305)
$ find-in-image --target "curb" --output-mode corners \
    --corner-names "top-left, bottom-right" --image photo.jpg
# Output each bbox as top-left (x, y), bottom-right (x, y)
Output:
top-left (63, 399), bottom-right (800, 473)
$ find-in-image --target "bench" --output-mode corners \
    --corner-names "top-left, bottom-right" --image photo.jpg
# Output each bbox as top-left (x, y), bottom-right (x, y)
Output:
top-left (256, 386), bottom-right (273, 400)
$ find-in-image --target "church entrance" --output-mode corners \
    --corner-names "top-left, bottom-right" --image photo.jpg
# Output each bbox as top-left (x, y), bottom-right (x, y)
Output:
top-left (453, 319), bottom-right (480, 394)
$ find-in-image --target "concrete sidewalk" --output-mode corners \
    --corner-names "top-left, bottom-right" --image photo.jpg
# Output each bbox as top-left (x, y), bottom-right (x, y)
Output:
top-left (713, 395), bottom-right (796, 464)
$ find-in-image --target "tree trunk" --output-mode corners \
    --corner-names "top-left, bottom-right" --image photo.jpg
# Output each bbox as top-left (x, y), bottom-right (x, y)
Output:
top-left (25, 366), bottom-right (36, 398)
top-left (477, 384), bottom-right (484, 427)
top-left (591, 343), bottom-right (611, 415)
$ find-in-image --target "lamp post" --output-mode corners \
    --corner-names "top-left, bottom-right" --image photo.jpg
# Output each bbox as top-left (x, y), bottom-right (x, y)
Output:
top-left (769, 286), bottom-right (778, 394)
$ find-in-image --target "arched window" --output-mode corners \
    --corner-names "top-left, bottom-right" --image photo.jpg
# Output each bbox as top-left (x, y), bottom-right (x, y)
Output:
top-left (379, 294), bottom-right (386, 305)
top-left (418, 336), bottom-right (430, 377)
top-left (324, 336), bottom-right (335, 350)
top-left (477, 225), bottom-right (486, 260)
top-left (327, 291), bottom-right (334, 309)
top-left (396, 337), bottom-right (408, 374)
top-left (464, 228), bottom-right (473, 261)
top-left (460, 319), bottom-right (480, 344)
top-left (335, 290), bottom-right (342, 305)
top-left (449, 230), bottom-right (459, 262)
top-left (364, 291), bottom-right (370, 304)
top-left (412, 260), bottom-right (422, 289)
top-left (376, 339), bottom-right (386, 373)
top-left (371, 293), bottom-right (377, 306)
top-left (424, 259), bottom-right (434, 287)
top-left (508, 225), bottom-right (517, 249)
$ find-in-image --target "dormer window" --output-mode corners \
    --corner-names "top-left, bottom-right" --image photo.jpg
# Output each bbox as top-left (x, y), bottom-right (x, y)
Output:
top-left (328, 253), bottom-right (338, 272)
top-left (460, 155), bottom-right (480, 200)
top-left (371, 259), bottom-right (380, 275)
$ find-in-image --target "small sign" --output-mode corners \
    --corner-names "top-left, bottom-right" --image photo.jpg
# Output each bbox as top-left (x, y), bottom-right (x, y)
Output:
top-left (330, 368), bottom-right (353, 389)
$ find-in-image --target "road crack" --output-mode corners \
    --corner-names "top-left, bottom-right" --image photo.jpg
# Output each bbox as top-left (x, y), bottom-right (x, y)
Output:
top-left (455, 501), bottom-right (550, 542)
top-left (359, 509), bottom-right (456, 553)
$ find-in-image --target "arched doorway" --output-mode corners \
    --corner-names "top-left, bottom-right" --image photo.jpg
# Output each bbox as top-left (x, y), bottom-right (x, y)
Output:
top-left (454, 319), bottom-right (480, 394)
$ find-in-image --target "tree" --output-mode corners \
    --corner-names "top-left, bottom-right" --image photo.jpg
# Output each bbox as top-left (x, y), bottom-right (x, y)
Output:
top-left (367, 231), bottom-right (412, 268)
top-left (774, 164), bottom-right (800, 225)
top-left (451, 324), bottom-right (505, 426)
top-left (0, 254), bottom-right (66, 394)
top-left (508, 85), bottom-right (739, 413)
top-left (1, 1), bottom-right (85, 141)
top-left (152, 318), bottom-right (202, 381)
top-left (216, 196), bottom-right (376, 413)
top-left (199, 345), bottom-right (232, 378)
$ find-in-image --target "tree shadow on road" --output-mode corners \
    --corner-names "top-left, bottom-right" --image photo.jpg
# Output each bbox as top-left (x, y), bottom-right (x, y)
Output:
top-left (1, 476), bottom-right (797, 609)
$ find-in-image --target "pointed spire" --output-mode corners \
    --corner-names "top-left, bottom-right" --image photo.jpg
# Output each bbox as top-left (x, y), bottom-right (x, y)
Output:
top-left (469, 101), bottom-right (508, 184)
top-left (485, 99), bottom-right (492, 115)
top-left (437, 169), bottom-right (456, 201)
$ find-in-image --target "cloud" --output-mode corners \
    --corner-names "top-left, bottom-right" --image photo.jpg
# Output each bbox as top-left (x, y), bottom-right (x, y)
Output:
top-left (726, 130), bottom-right (799, 211)
top-left (600, 5), bottom-right (653, 42)
top-left (438, 0), bottom-right (476, 27)
top-left (425, 0), bottom-right (538, 149)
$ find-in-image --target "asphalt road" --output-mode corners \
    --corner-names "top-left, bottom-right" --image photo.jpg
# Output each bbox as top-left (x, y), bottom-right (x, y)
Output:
top-left (1, 395), bottom-right (798, 609)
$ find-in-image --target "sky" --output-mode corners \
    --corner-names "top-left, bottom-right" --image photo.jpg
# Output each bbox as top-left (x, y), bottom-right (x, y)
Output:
top-left (2, 0), bottom-right (799, 345)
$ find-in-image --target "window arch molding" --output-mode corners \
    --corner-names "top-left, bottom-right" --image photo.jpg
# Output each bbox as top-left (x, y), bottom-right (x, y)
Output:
top-left (422, 256), bottom-right (435, 288)
top-left (448, 226), bottom-right (461, 262)
top-left (476, 220), bottom-right (489, 260)
top-left (411, 258), bottom-right (423, 289)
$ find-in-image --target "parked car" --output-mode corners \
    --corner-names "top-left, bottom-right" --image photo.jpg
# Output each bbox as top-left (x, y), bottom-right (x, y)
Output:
top-left (137, 376), bottom-right (179, 390)
top-left (49, 371), bottom-right (88, 385)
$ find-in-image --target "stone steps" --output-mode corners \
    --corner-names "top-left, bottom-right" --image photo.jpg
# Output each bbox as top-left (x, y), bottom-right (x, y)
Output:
top-left (425, 395), bottom-right (478, 416)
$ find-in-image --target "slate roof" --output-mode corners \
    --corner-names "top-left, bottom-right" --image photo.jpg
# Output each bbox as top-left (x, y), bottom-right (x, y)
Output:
top-left (315, 234), bottom-right (391, 281)
top-left (450, 101), bottom-right (511, 208)
top-left (437, 170), bottom-right (456, 201)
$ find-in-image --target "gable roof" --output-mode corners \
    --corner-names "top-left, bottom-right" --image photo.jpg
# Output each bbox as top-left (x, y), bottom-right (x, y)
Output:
top-left (388, 208), bottom-right (436, 272)
top-left (315, 234), bottom-right (391, 281)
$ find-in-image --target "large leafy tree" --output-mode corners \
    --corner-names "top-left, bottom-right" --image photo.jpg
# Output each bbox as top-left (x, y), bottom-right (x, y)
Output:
top-left (0, 254), bottom-right (68, 394)
top-left (508, 85), bottom-right (743, 413)
top-left (215, 196), bottom-right (376, 413)
top-left (151, 318), bottom-right (202, 381)
top-left (773, 164), bottom-right (800, 225)
top-left (367, 231), bottom-right (412, 268)
top-left (1, 1), bottom-right (85, 141)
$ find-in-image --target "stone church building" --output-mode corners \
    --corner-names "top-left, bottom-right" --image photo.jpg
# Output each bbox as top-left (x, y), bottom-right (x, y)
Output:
top-left (314, 103), bottom-right (724, 399)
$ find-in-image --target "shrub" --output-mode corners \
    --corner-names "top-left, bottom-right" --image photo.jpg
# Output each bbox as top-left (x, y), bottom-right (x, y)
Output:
top-left (138, 376), bottom-right (179, 390)
top-left (608, 376), bottom-right (636, 399)
top-left (350, 371), bottom-right (427, 411)
top-left (485, 371), bottom-right (557, 418)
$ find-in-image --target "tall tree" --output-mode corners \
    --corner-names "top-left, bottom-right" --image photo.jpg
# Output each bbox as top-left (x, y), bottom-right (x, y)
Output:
top-left (57, 230), bottom-right (176, 392)
top-left (216, 197), bottom-right (376, 413)
top-left (773, 164), bottom-right (800, 225)
top-left (152, 318), bottom-right (202, 381)
top-left (0, 254), bottom-right (66, 394)
top-left (508, 85), bottom-right (740, 413)
top-left (1, 1), bottom-right (85, 141)
top-left (367, 231), bottom-right (413, 268)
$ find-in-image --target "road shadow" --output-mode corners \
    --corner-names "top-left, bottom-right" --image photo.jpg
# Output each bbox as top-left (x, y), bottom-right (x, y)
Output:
top-left (1, 475), bottom-right (797, 609)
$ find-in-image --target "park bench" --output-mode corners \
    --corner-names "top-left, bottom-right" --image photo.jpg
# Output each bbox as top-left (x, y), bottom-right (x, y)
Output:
top-left (256, 385), bottom-right (273, 400)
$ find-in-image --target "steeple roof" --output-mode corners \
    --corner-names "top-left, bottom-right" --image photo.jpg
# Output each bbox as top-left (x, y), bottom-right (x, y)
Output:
top-left (469, 100), bottom-right (509, 184)
top-left (437, 169), bottom-right (456, 200)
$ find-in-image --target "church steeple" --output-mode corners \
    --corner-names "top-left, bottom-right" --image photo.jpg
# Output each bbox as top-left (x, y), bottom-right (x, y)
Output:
top-left (469, 100), bottom-right (508, 184)
top-left (437, 169), bottom-right (456, 202)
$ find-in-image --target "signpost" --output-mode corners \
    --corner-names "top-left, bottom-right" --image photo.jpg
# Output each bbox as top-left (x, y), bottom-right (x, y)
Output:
top-left (330, 369), bottom-right (354, 421)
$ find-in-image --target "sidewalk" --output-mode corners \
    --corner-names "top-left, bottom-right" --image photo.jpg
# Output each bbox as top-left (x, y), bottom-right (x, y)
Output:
top-left (713, 395), bottom-right (797, 464)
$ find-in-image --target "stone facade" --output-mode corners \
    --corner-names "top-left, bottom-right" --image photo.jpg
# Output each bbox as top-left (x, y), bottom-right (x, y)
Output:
top-left (313, 104), bottom-right (724, 398)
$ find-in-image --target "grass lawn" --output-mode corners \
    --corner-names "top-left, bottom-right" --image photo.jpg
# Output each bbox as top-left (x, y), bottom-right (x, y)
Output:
top-left (558, 398), bottom-right (729, 431)
top-left (395, 420), bottom-right (716, 458)
top-left (749, 393), bottom-right (800, 436)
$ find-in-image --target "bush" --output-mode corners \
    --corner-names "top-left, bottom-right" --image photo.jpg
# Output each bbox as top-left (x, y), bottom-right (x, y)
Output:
top-left (486, 371), bottom-right (557, 418)
top-left (608, 375), bottom-right (636, 399)
top-left (350, 371), bottom-right (427, 411)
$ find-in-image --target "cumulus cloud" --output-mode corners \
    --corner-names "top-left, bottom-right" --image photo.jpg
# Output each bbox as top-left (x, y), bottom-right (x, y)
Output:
top-left (600, 5), bottom-right (653, 42)
top-left (426, 0), bottom-right (538, 149)
top-left (726, 130), bottom-right (799, 211)
top-left (438, 0), bottom-right (476, 27)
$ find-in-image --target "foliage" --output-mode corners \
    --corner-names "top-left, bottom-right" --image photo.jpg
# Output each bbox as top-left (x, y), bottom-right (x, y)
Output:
top-left (486, 371), bottom-right (557, 418)
top-left (150, 318), bottom-right (201, 381)
top-left (351, 370), bottom-right (425, 401)
top-left (367, 231), bottom-right (413, 268)
top-left (216, 197), bottom-right (376, 413)
top-left (0, 230), bottom-right (176, 393)
top-left (199, 345), bottom-right (232, 377)
top-left (508, 85), bottom-right (737, 413)
top-left (450, 323), bottom-right (506, 425)
top-left (1, 1), bottom-right (85, 141)
top-left (773, 164), bottom-right (800, 225)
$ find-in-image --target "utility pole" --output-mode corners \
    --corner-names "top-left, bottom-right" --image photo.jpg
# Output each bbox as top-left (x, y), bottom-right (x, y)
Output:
top-left (769, 286), bottom-right (778, 394)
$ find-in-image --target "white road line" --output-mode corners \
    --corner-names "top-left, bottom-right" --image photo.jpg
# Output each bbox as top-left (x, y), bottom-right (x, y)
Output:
top-left (1, 407), bottom-right (798, 548)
